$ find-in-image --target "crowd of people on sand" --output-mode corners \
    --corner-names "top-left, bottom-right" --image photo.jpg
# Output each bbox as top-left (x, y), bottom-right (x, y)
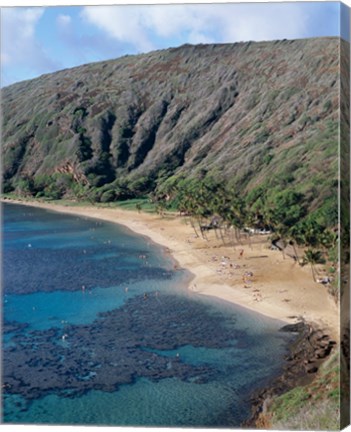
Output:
top-left (188, 241), bottom-right (264, 303)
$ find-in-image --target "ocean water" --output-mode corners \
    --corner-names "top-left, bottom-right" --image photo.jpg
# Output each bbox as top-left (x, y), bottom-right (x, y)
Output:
top-left (2, 202), bottom-right (292, 426)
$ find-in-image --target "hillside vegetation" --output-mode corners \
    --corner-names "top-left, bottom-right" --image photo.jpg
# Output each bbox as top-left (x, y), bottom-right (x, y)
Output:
top-left (257, 351), bottom-right (341, 430)
top-left (2, 37), bottom-right (339, 200)
top-left (1, 38), bottom-right (342, 260)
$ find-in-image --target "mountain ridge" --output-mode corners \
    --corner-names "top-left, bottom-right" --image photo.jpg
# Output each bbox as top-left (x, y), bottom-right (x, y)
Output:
top-left (1, 36), bottom-right (342, 225)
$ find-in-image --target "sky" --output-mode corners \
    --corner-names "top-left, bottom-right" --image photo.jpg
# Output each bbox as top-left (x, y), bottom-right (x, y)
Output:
top-left (0, 1), bottom-right (350, 87)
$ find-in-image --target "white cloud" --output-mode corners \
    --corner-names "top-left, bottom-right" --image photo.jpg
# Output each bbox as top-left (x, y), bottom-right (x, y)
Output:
top-left (1, 8), bottom-right (42, 64)
top-left (81, 6), bottom-right (155, 53)
top-left (1, 7), bottom-right (58, 80)
top-left (57, 14), bottom-right (72, 28)
top-left (56, 10), bottom-right (127, 66)
top-left (144, 5), bottom-right (192, 38)
top-left (188, 31), bottom-right (215, 45)
top-left (217, 3), bottom-right (309, 42)
top-left (81, 3), bottom-right (309, 53)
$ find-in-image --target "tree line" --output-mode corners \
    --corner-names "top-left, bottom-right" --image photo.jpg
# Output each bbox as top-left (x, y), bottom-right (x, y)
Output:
top-left (152, 172), bottom-right (338, 297)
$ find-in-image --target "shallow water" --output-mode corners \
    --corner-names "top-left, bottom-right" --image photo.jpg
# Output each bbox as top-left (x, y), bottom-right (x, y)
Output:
top-left (2, 203), bottom-right (291, 426)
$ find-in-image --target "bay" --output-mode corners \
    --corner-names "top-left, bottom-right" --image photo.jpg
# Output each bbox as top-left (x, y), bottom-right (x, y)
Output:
top-left (2, 202), bottom-right (291, 426)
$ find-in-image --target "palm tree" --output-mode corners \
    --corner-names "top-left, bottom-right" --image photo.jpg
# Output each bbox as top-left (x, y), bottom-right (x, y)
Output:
top-left (176, 179), bottom-right (202, 238)
top-left (303, 248), bottom-right (325, 282)
top-left (228, 194), bottom-right (246, 244)
top-left (211, 186), bottom-right (230, 245)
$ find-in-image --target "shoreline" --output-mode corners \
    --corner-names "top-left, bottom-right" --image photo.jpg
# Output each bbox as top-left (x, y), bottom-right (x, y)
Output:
top-left (244, 320), bottom-right (338, 427)
top-left (2, 197), bottom-right (339, 339)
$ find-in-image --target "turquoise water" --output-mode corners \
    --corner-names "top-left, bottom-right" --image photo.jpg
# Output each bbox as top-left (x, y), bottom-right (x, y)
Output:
top-left (2, 203), bottom-right (291, 426)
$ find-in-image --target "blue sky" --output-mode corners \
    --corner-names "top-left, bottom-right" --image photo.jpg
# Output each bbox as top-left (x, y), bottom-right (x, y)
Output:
top-left (0, 1), bottom-right (349, 87)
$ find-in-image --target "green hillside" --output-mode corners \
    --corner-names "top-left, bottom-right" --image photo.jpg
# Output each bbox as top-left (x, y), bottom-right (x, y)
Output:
top-left (1, 37), bottom-right (343, 246)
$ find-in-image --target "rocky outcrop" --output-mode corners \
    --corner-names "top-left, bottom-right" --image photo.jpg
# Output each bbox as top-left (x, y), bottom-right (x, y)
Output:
top-left (243, 321), bottom-right (337, 427)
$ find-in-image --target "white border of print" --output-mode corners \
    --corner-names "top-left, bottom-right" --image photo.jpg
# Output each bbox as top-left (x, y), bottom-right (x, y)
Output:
top-left (0, 2), bottom-right (350, 432)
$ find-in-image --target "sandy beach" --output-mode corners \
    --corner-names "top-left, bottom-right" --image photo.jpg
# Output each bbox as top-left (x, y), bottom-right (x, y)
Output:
top-left (3, 198), bottom-right (339, 339)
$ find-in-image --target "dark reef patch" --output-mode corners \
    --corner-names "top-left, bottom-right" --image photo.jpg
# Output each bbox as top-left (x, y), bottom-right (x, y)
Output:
top-left (3, 321), bottom-right (29, 334)
top-left (3, 293), bottom-right (247, 401)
